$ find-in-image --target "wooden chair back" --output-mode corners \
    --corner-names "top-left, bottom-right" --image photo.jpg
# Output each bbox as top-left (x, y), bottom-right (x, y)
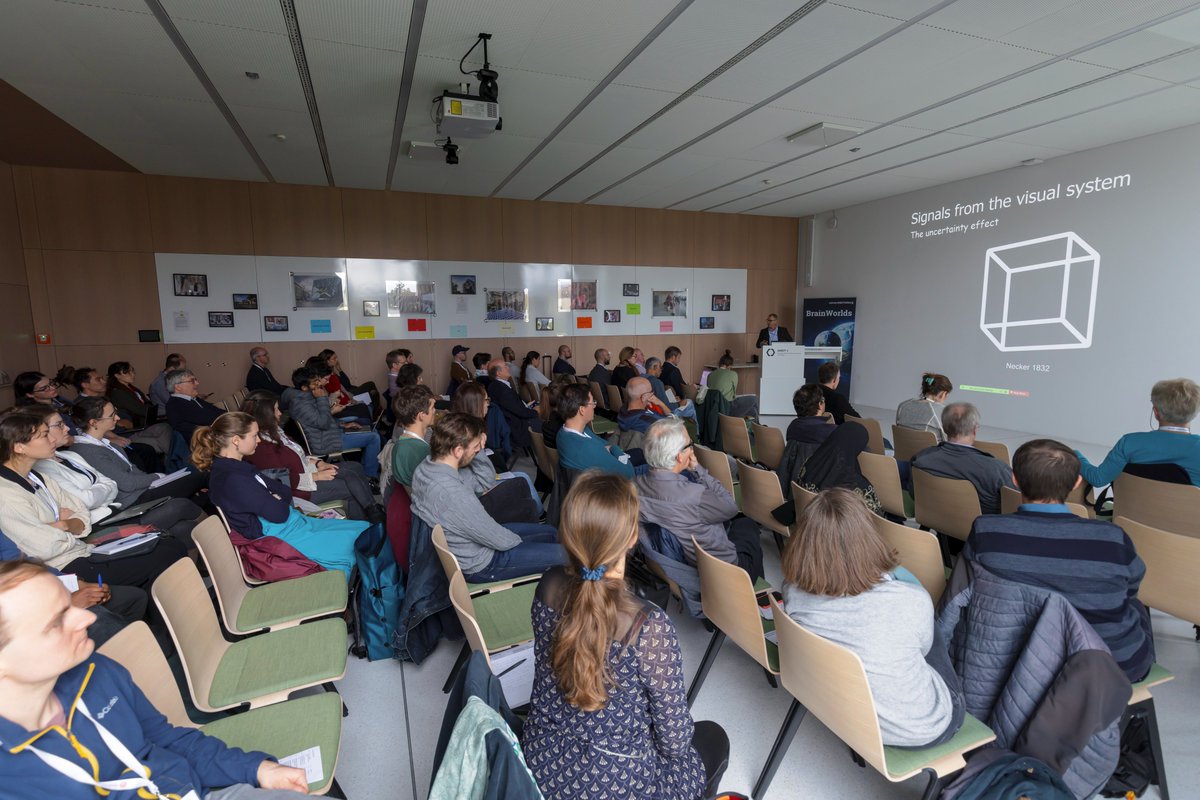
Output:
top-left (448, 572), bottom-right (492, 669)
top-left (719, 414), bottom-right (755, 463)
top-left (681, 382), bottom-right (698, 402)
top-left (150, 558), bottom-right (230, 712)
top-left (999, 486), bottom-right (1088, 518)
top-left (872, 516), bottom-right (946, 601)
top-left (790, 481), bottom-right (818, 519)
top-left (857, 452), bottom-right (907, 519)
top-left (695, 445), bottom-right (736, 499)
top-left (751, 423), bottom-right (785, 469)
top-left (605, 384), bottom-right (624, 411)
top-left (520, 382), bottom-right (539, 405)
top-left (1113, 472), bottom-right (1200, 536)
top-left (213, 505), bottom-right (267, 585)
top-left (99, 621), bottom-right (194, 727)
top-left (192, 516), bottom-right (253, 633)
top-left (972, 439), bottom-right (1009, 464)
top-left (588, 381), bottom-right (605, 408)
top-left (741, 462), bottom-right (788, 536)
top-left (844, 415), bottom-right (884, 455)
top-left (912, 468), bottom-right (981, 541)
top-left (1118, 515), bottom-right (1200, 625)
top-left (694, 540), bottom-right (775, 673)
top-left (891, 425), bottom-right (937, 461)
top-left (528, 425), bottom-right (558, 482)
top-left (430, 524), bottom-right (464, 584)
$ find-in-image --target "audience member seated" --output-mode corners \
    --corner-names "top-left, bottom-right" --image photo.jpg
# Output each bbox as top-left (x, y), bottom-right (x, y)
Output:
top-left (70, 398), bottom-right (209, 518)
top-left (539, 380), bottom-right (570, 449)
top-left (557, 385), bottom-right (643, 479)
top-left (502, 346), bottom-right (519, 380)
top-left (617, 376), bottom-right (672, 450)
top-left (306, 356), bottom-right (370, 424)
top-left (637, 418), bottom-right (763, 580)
top-left (453, 381), bottom-right (510, 472)
top-left (447, 345), bottom-right (471, 395)
top-left (782, 488), bottom-right (964, 747)
top-left (0, 562), bottom-right (313, 799)
top-left (910, 403), bottom-right (1014, 514)
top-left (552, 344), bottom-right (575, 376)
top-left (787, 384), bottom-right (834, 445)
top-left (486, 359), bottom-right (538, 452)
top-left (522, 471), bottom-right (728, 800)
top-left (645, 357), bottom-right (697, 422)
top-left (797, 423), bottom-right (882, 515)
top-left (390, 384), bottom-right (436, 490)
top-left (320, 348), bottom-right (380, 417)
top-left (149, 352), bottom-right (185, 415)
top-left (32, 404), bottom-right (204, 543)
top-left (472, 352), bottom-right (492, 382)
top-left (817, 361), bottom-right (860, 425)
top-left (242, 391), bottom-right (376, 521)
top-left (588, 348), bottom-right (612, 388)
top-left (632, 347), bottom-right (648, 376)
top-left (520, 350), bottom-right (552, 390)
top-left (0, 413), bottom-right (186, 593)
top-left (410, 413), bottom-right (561, 583)
top-left (896, 372), bottom-right (952, 442)
top-left (396, 362), bottom-right (424, 389)
top-left (164, 369), bottom-right (223, 440)
top-left (245, 346), bottom-right (287, 394)
top-left (105, 362), bottom-right (161, 430)
top-left (283, 368), bottom-right (381, 480)
top-left (197, 412), bottom-right (367, 578)
top-left (1077, 377), bottom-right (1200, 487)
top-left (385, 348), bottom-right (412, 395)
top-left (74, 367), bottom-right (172, 456)
top-left (964, 439), bottom-right (1155, 682)
top-left (610, 347), bottom-right (639, 390)
top-left (707, 351), bottom-right (759, 419)
top-left (660, 346), bottom-right (688, 399)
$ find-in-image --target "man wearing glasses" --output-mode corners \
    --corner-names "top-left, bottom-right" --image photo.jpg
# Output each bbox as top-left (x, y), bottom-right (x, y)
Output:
top-left (164, 369), bottom-right (223, 439)
top-left (756, 313), bottom-right (793, 347)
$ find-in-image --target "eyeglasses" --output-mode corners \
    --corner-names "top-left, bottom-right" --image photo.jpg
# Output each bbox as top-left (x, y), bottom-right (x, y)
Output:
top-left (47, 421), bottom-right (67, 430)
top-left (179, 378), bottom-right (198, 385)
top-left (585, 401), bottom-right (597, 407)
top-left (97, 412), bottom-right (119, 421)
top-left (32, 383), bottom-right (55, 392)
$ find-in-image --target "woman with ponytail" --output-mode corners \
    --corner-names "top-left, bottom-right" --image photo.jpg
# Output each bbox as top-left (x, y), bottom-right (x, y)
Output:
top-left (895, 372), bottom-right (953, 442)
top-left (194, 412), bottom-right (367, 578)
top-left (522, 471), bottom-right (728, 800)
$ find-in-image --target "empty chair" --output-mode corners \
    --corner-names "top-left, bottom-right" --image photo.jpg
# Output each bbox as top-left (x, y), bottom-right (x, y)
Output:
top-left (151, 558), bottom-right (348, 712)
top-left (588, 380), bottom-right (606, 409)
top-left (740, 462), bottom-right (789, 549)
top-left (892, 425), bottom-right (937, 461)
top-left (447, 572), bottom-right (537, 672)
top-left (605, 384), bottom-right (624, 411)
top-left (912, 468), bottom-right (981, 542)
top-left (1112, 472), bottom-right (1200, 536)
top-left (192, 516), bottom-right (347, 634)
top-left (871, 516), bottom-right (946, 602)
top-left (688, 539), bottom-right (777, 707)
top-left (858, 452), bottom-right (909, 519)
top-left (998, 486), bottom-right (1089, 518)
top-left (528, 424), bottom-right (559, 483)
top-left (844, 415), bottom-right (885, 455)
top-left (972, 439), bottom-right (1009, 464)
top-left (719, 414), bottom-right (755, 463)
top-left (754, 597), bottom-right (995, 799)
top-left (100, 622), bottom-right (344, 795)
top-left (752, 422), bottom-right (786, 469)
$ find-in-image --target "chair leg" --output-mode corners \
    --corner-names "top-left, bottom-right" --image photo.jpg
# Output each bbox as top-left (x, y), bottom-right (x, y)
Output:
top-left (1134, 697), bottom-right (1170, 800)
top-left (936, 532), bottom-right (952, 568)
top-left (752, 698), bottom-right (807, 800)
top-left (687, 630), bottom-right (726, 708)
top-left (326, 778), bottom-right (348, 799)
top-left (773, 531), bottom-right (785, 554)
top-left (849, 747), bottom-right (865, 768)
top-left (920, 769), bottom-right (945, 800)
top-left (442, 641), bottom-right (471, 694)
top-left (763, 668), bottom-right (777, 689)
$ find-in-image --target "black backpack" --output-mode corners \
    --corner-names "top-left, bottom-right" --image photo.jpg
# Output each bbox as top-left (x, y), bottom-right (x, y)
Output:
top-left (1101, 713), bottom-right (1158, 797)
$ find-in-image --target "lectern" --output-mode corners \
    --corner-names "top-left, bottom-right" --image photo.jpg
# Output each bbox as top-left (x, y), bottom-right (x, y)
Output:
top-left (759, 344), bottom-right (843, 415)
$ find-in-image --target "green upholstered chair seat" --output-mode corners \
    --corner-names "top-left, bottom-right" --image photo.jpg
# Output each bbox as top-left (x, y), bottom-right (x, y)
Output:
top-left (202, 692), bottom-right (342, 793)
top-left (234, 570), bottom-right (348, 632)
top-left (208, 618), bottom-right (348, 708)
top-left (592, 418), bottom-right (617, 436)
top-left (884, 712), bottom-right (994, 778)
top-left (474, 582), bottom-right (538, 651)
top-left (1133, 662), bottom-right (1173, 692)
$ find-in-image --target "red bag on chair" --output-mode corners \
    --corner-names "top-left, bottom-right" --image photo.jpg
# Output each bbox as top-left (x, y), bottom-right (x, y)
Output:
top-left (228, 530), bottom-right (324, 581)
top-left (386, 481), bottom-right (413, 577)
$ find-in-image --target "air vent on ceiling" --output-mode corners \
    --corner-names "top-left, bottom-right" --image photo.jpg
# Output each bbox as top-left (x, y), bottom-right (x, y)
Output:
top-left (786, 122), bottom-right (861, 148)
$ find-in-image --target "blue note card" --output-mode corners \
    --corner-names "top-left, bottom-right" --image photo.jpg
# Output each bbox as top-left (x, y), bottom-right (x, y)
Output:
top-left (310, 319), bottom-right (332, 334)
top-left (450, 324), bottom-right (468, 337)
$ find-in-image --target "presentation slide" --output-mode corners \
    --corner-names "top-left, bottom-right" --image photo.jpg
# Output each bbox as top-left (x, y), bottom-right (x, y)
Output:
top-left (810, 122), bottom-right (1200, 446)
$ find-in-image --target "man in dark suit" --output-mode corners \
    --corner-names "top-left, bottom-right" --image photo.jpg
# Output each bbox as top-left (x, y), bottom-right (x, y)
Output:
top-left (165, 369), bottom-right (224, 440)
top-left (553, 344), bottom-right (576, 376)
top-left (587, 348), bottom-right (611, 388)
top-left (661, 346), bottom-right (688, 398)
top-left (756, 313), bottom-right (793, 347)
top-left (245, 346), bottom-right (287, 395)
top-left (817, 361), bottom-right (860, 425)
top-left (486, 359), bottom-right (538, 450)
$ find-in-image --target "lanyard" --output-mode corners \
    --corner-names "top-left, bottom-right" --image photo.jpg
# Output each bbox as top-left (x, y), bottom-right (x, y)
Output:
top-left (26, 472), bottom-right (59, 519)
top-left (22, 697), bottom-right (189, 799)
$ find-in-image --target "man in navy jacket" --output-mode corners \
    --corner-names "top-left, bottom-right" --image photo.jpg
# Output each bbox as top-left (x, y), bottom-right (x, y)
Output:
top-left (485, 360), bottom-right (538, 451)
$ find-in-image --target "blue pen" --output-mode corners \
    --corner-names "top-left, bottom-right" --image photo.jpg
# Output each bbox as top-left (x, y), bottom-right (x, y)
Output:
top-left (97, 574), bottom-right (103, 589)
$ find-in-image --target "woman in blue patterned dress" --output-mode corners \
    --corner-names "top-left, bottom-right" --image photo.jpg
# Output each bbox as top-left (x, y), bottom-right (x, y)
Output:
top-left (522, 471), bottom-right (728, 800)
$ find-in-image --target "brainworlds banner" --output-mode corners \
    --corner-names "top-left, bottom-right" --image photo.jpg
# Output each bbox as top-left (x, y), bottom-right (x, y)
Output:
top-left (801, 297), bottom-right (857, 395)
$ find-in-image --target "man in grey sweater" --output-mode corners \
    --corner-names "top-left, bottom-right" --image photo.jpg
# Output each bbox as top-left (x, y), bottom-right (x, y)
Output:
top-left (910, 402), bottom-right (1014, 514)
top-left (411, 412), bottom-right (561, 583)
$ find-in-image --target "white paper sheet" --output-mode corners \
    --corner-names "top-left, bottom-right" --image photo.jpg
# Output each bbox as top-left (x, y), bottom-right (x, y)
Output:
top-left (490, 641), bottom-right (535, 708)
top-left (280, 745), bottom-right (324, 785)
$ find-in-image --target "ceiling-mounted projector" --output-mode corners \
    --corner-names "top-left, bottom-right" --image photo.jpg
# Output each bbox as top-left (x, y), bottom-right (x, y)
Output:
top-left (434, 91), bottom-right (500, 139)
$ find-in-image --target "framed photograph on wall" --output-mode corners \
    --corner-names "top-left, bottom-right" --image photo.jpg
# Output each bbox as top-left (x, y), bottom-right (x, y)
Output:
top-left (486, 289), bottom-right (529, 322)
top-left (450, 275), bottom-right (477, 295)
top-left (535, 317), bottom-right (554, 331)
top-left (264, 315), bottom-right (289, 332)
top-left (232, 293), bottom-right (258, 310)
top-left (711, 294), bottom-right (731, 312)
top-left (362, 300), bottom-right (381, 317)
top-left (622, 283), bottom-right (639, 297)
top-left (292, 273), bottom-right (345, 309)
top-left (208, 311), bottom-right (234, 328)
top-left (603, 309), bottom-right (621, 323)
top-left (387, 281), bottom-right (436, 315)
top-left (173, 273), bottom-right (208, 297)
top-left (652, 289), bottom-right (688, 317)
top-left (699, 316), bottom-right (715, 330)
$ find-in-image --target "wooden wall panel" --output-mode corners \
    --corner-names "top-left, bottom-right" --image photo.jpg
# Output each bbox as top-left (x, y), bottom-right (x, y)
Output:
top-left (573, 204), bottom-right (635, 265)
top-left (48, 344), bottom-right (165, 393)
top-left (10, 165), bottom-right (40, 248)
top-left (249, 183), bottom-right (344, 256)
top-left (41, 251), bottom-right (160, 345)
top-left (22, 248), bottom-right (52, 338)
top-left (149, 176), bottom-right (254, 254)
top-left (0, 282), bottom-right (37, 390)
top-left (634, 208), bottom-right (696, 267)
top-left (501, 199), bottom-right (573, 264)
top-left (694, 211), bottom-right (750, 269)
top-left (341, 189), bottom-right (428, 260)
top-left (31, 168), bottom-right (151, 252)
top-left (425, 194), bottom-right (503, 262)
top-left (0, 163), bottom-right (26, 285)
top-left (749, 215), bottom-right (798, 270)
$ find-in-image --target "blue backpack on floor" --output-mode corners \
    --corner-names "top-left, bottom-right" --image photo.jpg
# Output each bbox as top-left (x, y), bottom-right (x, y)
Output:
top-left (350, 522), bottom-right (404, 661)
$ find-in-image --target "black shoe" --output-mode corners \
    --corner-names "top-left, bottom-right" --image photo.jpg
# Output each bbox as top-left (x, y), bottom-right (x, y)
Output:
top-left (366, 504), bottom-right (386, 525)
top-left (368, 478), bottom-right (381, 495)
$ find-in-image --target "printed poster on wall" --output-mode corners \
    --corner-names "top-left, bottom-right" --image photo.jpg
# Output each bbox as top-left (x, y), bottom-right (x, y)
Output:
top-left (801, 297), bottom-right (857, 395)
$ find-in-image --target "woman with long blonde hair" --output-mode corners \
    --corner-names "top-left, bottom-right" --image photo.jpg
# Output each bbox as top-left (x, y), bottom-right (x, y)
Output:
top-left (521, 471), bottom-right (727, 800)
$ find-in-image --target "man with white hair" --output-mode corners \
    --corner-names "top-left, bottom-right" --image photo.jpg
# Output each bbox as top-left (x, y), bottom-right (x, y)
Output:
top-left (635, 418), bottom-right (763, 580)
top-left (910, 402), bottom-right (1015, 514)
top-left (245, 347), bottom-right (286, 394)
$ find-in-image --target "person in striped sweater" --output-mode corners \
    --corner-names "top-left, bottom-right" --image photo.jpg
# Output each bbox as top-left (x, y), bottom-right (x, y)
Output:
top-left (963, 438), bottom-right (1155, 682)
